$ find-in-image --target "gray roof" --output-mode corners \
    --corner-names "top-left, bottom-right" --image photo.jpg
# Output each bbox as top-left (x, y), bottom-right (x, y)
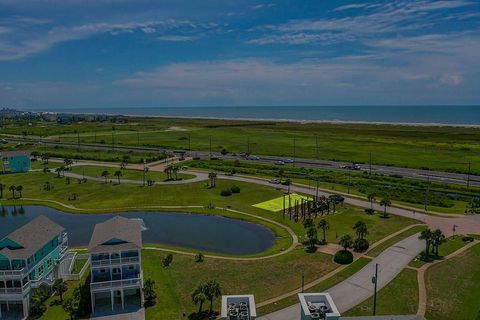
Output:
top-left (0, 216), bottom-right (65, 260)
top-left (88, 216), bottom-right (143, 254)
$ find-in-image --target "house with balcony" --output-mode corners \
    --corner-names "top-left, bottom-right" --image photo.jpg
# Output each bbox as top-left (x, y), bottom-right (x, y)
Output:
top-left (88, 216), bottom-right (144, 315)
top-left (0, 216), bottom-right (68, 319)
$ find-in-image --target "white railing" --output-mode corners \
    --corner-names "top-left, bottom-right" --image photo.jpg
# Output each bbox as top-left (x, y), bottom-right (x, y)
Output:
top-left (90, 276), bottom-right (142, 291)
top-left (62, 255), bottom-right (90, 281)
top-left (91, 256), bottom-right (139, 267)
top-left (0, 269), bottom-right (26, 278)
top-left (0, 282), bottom-right (30, 295)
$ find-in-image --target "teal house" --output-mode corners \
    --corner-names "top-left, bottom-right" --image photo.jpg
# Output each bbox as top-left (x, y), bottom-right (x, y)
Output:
top-left (1, 151), bottom-right (32, 173)
top-left (0, 216), bottom-right (68, 319)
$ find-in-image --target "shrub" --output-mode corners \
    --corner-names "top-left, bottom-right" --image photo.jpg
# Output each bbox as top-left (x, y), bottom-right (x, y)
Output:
top-left (364, 208), bottom-right (375, 215)
top-left (220, 189), bottom-right (232, 197)
top-left (462, 236), bottom-right (474, 242)
top-left (163, 254), bottom-right (173, 267)
top-left (334, 250), bottom-right (353, 265)
top-left (230, 185), bottom-right (241, 193)
top-left (195, 252), bottom-right (204, 263)
top-left (353, 238), bottom-right (370, 252)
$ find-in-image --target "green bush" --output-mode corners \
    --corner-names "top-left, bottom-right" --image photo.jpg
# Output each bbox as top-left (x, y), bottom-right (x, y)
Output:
top-left (364, 208), bottom-right (375, 215)
top-left (230, 186), bottom-right (241, 193)
top-left (353, 238), bottom-right (370, 252)
top-left (220, 189), bottom-right (232, 197)
top-left (163, 254), bottom-right (173, 267)
top-left (333, 250), bottom-right (353, 265)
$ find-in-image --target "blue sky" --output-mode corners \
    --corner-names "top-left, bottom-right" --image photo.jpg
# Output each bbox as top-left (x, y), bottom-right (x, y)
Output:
top-left (0, 0), bottom-right (479, 109)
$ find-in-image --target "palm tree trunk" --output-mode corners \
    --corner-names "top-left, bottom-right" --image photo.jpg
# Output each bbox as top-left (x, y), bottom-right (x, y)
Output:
top-left (198, 301), bottom-right (203, 314)
top-left (210, 299), bottom-right (213, 313)
top-left (323, 229), bottom-right (326, 242)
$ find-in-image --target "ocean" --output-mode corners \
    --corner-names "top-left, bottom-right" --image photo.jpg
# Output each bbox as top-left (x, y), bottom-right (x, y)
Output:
top-left (40, 106), bottom-right (480, 125)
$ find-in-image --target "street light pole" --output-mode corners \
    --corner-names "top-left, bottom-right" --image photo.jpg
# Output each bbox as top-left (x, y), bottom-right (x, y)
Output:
top-left (301, 271), bottom-right (305, 293)
top-left (372, 263), bottom-right (378, 316)
top-left (467, 161), bottom-right (471, 189)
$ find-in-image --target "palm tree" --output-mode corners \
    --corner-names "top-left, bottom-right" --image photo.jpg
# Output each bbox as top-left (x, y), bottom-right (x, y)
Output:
top-left (101, 170), bottom-right (109, 183)
top-left (367, 192), bottom-right (376, 210)
top-left (419, 229), bottom-right (433, 259)
top-left (114, 170), bottom-right (122, 184)
top-left (208, 171), bottom-right (217, 188)
top-left (431, 229), bottom-right (446, 256)
top-left (53, 279), bottom-right (68, 302)
top-left (379, 197), bottom-right (391, 218)
top-left (55, 167), bottom-right (62, 178)
top-left (143, 278), bottom-right (157, 307)
top-left (15, 185), bottom-right (23, 198)
top-left (339, 234), bottom-right (353, 252)
top-left (63, 158), bottom-right (73, 169)
top-left (305, 226), bottom-right (318, 250)
top-left (318, 219), bottom-right (330, 244)
top-left (285, 178), bottom-right (291, 194)
top-left (204, 280), bottom-right (222, 313)
top-left (9, 185), bottom-right (16, 199)
top-left (163, 165), bottom-right (173, 180)
top-left (41, 153), bottom-right (49, 164)
top-left (0, 183), bottom-right (5, 199)
top-left (278, 168), bottom-right (285, 183)
top-left (172, 166), bottom-right (179, 180)
top-left (192, 285), bottom-right (207, 314)
top-left (353, 221), bottom-right (368, 240)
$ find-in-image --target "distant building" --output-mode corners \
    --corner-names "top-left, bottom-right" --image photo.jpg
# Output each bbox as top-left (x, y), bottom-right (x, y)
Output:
top-left (0, 151), bottom-right (32, 173)
top-left (0, 216), bottom-right (69, 319)
top-left (221, 294), bottom-right (256, 320)
top-left (298, 293), bottom-right (341, 320)
top-left (88, 216), bottom-right (144, 315)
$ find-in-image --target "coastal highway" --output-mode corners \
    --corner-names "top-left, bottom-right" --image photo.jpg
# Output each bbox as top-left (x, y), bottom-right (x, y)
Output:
top-left (4, 136), bottom-right (480, 187)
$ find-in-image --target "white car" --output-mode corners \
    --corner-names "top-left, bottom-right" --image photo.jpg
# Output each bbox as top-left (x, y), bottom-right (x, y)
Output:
top-left (249, 155), bottom-right (260, 160)
top-left (275, 160), bottom-right (285, 165)
top-left (284, 159), bottom-right (294, 163)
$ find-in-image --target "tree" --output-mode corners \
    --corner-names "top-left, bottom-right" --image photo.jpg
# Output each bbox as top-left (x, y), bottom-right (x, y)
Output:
top-left (192, 285), bottom-right (207, 314)
top-left (101, 170), bottom-right (109, 183)
top-left (143, 278), bottom-right (157, 307)
top-left (367, 192), bottom-right (376, 210)
top-left (41, 153), bottom-right (50, 164)
top-left (305, 226), bottom-right (318, 251)
top-left (55, 167), bottom-right (62, 178)
top-left (9, 184), bottom-right (16, 198)
top-left (53, 279), bottom-right (68, 302)
top-left (278, 168), bottom-right (285, 183)
top-left (208, 171), bottom-right (217, 188)
top-left (172, 166), bottom-right (179, 180)
top-left (339, 234), bottom-right (353, 251)
top-left (64, 158), bottom-right (73, 169)
top-left (0, 183), bottom-right (5, 198)
top-left (303, 218), bottom-right (314, 229)
top-left (114, 170), bottom-right (122, 184)
top-left (379, 197), bottom-right (391, 218)
top-left (204, 280), bottom-right (222, 313)
top-left (195, 252), bottom-right (204, 263)
top-left (353, 221), bottom-right (369, 240)
top-left (466, 197), bottom-right (480, 214)
top-left (62, 287), bottom-right (81, 320)
top-left (15, 185), bottom-right (23, 198)
top-left (318, 219), bottom-right (330, 244)
top-left (431, 229), bottom-right (446, 257)
top-left (285, 178), bottom-right (291, 193)
top-left (163, 254), bottom-right (173, 267)
top-left (419, 229), bottom-right (433, 259)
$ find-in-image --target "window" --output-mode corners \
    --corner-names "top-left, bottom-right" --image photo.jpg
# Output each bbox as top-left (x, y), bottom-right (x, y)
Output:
top-left (38, 264), bottom-right (44, 275)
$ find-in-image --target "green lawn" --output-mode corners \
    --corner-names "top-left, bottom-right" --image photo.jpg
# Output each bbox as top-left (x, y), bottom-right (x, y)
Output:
top-left (367, 225), bottom-right (427, 257)
top-left (344, 268), bottom-right (419, 317)
top-left (409, 235), bottom-right (468, 268)
top-left (143, 247), bottom-right (339, 320)
top-left (257, 257), bottom-right (371, 315)
top-left (4, 117), bottom-right (479, 174)
top-left (69, 165), bottom-right (194, 182)
top-left (425, 243), bottom-right (480, 320)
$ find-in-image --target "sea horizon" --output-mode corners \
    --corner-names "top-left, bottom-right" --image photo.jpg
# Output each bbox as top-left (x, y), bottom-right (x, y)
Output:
top-left (32, 105), bottom-right (480, 126)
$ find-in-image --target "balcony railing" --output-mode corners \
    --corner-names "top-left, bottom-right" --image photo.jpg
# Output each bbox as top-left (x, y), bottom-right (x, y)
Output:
top-left (90, 276), bottom-right (142, 291)
top-left (91, 256), bottom-right (139, 267)
top-left (0, 269), bottom-right (26, 278)
top-left (0, 282), bottom-right (30, 295)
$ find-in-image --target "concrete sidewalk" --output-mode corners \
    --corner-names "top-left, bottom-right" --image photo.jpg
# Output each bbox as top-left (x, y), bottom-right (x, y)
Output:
top-left (259, 234), bottom-right (424, 320)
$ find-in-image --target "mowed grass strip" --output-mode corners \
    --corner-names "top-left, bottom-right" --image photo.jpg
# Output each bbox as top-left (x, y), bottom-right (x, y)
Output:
top-left (343, 268), bottom-right (419, 317)
top-left (253, 193), bottom-right (309, 212)
top-left (142, 247), bottom-right (338, 320)
top-left (367, 225), bottom-right (427, 257)
top-left (425, 243), bottom-right (480, 320)
top-left (257, 257), bottom-right (371, 315)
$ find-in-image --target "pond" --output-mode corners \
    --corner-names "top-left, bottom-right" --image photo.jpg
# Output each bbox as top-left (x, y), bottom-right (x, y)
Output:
top-left (0, 205), bottom-right (276, 255)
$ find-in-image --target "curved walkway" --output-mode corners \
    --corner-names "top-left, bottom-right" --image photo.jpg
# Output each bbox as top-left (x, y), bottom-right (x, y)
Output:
top-left (416, 240), bottom-right (480, 316)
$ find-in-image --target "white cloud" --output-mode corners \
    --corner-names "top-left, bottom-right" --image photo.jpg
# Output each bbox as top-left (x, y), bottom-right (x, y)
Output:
top-left (249, 3), bottom-right (276, 10)
top-left (440, 73), bottom-right (463, 85)
top-left (156, 35), bottom-right (199, 42)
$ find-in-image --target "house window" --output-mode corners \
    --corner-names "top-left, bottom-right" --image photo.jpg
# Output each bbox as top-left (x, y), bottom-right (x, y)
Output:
top-left (38, 264), bottom-right (44, 275)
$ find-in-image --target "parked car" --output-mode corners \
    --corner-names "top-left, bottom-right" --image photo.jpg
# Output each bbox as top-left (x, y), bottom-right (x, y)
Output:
top-left (284, 158), bottom-right (294, 163)
top-left (269, 179), bottom-right (281, 184)
top-left (249, 155), bottom-right (260, 160)
top-left (275, 160), bottom-right (285, 165)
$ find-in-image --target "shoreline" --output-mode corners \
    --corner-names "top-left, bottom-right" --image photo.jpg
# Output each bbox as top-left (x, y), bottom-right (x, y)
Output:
top-left (35, 109), bottom-right (480, 128)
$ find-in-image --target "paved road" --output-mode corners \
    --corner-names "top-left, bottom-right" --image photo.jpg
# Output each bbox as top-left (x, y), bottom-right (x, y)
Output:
top-left (259, 234), bottom-right (424, 320)
top-left (7, 136), bottom-right (479, 186)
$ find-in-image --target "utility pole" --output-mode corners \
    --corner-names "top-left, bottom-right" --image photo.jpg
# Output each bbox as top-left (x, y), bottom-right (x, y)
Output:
top-left (143, 158), bottom-right (146, 186)
top-left (94, 130), bottom-right (97, 144)
top-left (137, 132), bottom-right (140, 147)
top-left (315, 177), bottom-right (320, 202)
top-left (467, 161), bottom-right (471, 189)
top-left (424, 175), bottom-right (430, 212)
top-left (315, 135), bottom-right (319, 160)
top-left (188, 134), bottom-right (191, 153)
top-left (372, 263), bottom-right (378, 316)
top-left (247, 137), bottom-right (250, 154)
top-left (209, 135), bottom-right (212, 159)
top-left (348, 168), bottom-right (351, 194)
top-left (301, 271), bottom-right (305, 293)
top-left (76, 130), bottom-right (80, 148)
top-left (369, 152), bottom-right (372, 175)
top-left (111, 126), bottom-right (115, 151)
top-left (293, 137), bottom-right (296, 167)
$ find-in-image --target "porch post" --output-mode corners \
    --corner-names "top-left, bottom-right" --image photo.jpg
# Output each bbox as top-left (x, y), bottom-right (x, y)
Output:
top-left (91, 291), bottom-right (95, 314)
top-left (111, 290), bottom-right (114, 311)
top-left (23, 298), bottom-right (28, 319)
top-left (121, 289), bottom-right (124, 310)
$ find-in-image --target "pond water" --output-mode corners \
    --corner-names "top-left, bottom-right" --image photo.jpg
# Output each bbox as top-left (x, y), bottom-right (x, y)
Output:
top-left (0, 205), bottom-right (276, 255)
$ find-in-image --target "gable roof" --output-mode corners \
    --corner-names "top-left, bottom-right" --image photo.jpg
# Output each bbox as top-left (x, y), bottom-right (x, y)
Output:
top-left (0, 215), bottom-right (64, 260)
top-left (88, 216), bottom-right (143, 254)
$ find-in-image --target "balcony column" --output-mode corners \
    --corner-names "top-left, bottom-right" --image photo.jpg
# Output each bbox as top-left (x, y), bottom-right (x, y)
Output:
top-left (91, 291), bottom-right (96, 314)
top-left (111, 290), bottom-right (114, 311)
top-left (6, 300), bottom-right (9, 311)
top-left (0, 301), bottom-right (2, 318)
top-left (121, 289), bottom-right (125, 310)
top-left (23, 298), bottom-right (28, 319)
